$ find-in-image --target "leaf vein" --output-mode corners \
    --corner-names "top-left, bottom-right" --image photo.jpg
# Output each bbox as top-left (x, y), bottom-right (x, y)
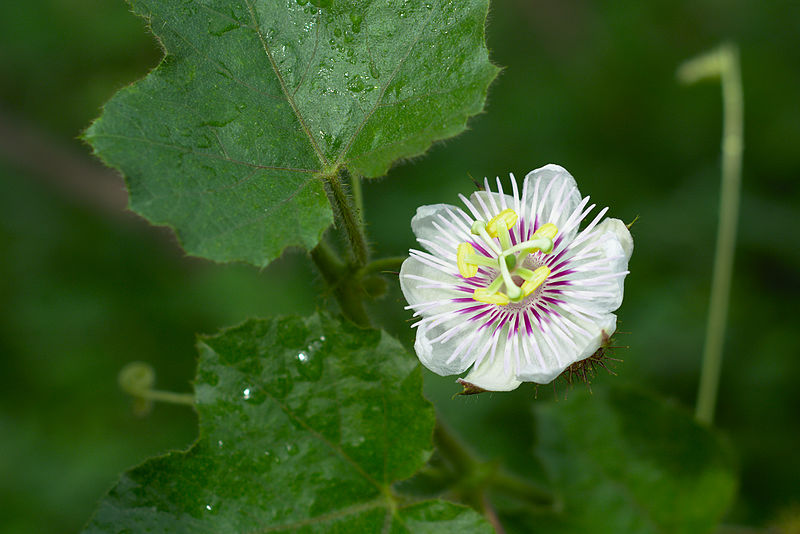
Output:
top-left (337, 0), bottom-right (437, 166)
top-left (261, 389), bottom-right (383, 492)
top-left (248, 498), bottom-right (386, 533)
top-left (244, 0), bottom-right (328, 165)
top-left (92, 134), bottom-right (317, 173)
top-left (166, 16), bottom-right (284, 102)
top-left (292, 9), bottom-right (322, 97)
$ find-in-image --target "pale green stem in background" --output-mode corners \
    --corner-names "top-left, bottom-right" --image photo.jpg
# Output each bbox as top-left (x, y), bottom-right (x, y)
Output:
top-left (137, 389), bottom-right (196, 406)
top-left (678, 43), bottom-right (744, 425)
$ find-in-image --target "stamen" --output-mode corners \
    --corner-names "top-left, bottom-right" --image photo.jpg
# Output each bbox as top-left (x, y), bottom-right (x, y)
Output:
top-left (456, 243), bottom-right (478, 278)
top-left (499, 252), bottom-right (522, 300)
top-left (474, 288), bottom-right (510, 305)
top-left (485, 209), bottom-right (518, 238)
top-left (532, 222), bottom-right (558, 240)
top-left (504, 237), bottom-right (554, 256)
top-left (495, 217), bottom-right (513, 251)
top-left (521, 266), bottom-right (551, 297)
top-left (470, 221), bottom-right (502, 255)
top-left (482, 275), bottom-right (505, 296)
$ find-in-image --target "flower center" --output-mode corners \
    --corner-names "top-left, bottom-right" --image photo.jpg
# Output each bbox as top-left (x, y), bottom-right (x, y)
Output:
top-left (456, 208), bottom-right (558, 306)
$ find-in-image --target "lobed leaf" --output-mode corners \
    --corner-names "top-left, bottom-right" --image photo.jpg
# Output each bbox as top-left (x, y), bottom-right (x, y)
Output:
top-left (83, 313), bottom-right (493, 533)
top-left (85, 0), bottom-right (499, 266)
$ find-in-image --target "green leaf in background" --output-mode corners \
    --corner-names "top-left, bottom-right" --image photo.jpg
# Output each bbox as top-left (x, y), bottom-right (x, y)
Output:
top-left (83, 313), bottom-right (492, 533)
top-left (530, 386), bottom-right (737, 534)
top-left (84, 0), bottom-right (499, 267)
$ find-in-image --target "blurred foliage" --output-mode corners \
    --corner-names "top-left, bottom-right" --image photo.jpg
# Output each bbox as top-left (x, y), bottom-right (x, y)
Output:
top-left (1, 0), bottom-right (798, 533)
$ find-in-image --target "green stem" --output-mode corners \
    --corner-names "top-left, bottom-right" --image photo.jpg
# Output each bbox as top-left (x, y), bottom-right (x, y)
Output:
top-left (434, 422), bottom-right (478, 471)
top-left (490, 470), bottom-right (554, 510)
top-left (323, 170), bottom-right (368, 267)
top-left (350, 171), bottom-right (364, 223)
top-left (433, 421), bottom-right (553, 509)
top-left (311, 240), bottom-right (371, 327)
top-left (678, 43), bottom-right (744, 425)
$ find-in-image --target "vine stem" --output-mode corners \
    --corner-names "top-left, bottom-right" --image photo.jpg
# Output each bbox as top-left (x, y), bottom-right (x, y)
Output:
top-left (433, 421), bottom-right (553, 513)
top-left (322, 170), bottom-right (368, 267)
top-left (678, 43), bottom-right (744, 425)
top-left (350, 171), bottom-right (365, 223)
top-left (310, 239), bottom-right (371, 327)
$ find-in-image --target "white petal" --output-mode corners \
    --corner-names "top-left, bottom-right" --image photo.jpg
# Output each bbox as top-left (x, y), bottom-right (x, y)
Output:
top-left (598, 217), bottom-right (633, 261)
top-left (414, 320), bottom-right (484, 376)
top-left (399, 255), bottom-right (457, 309)
top-left (411, 203), bottom-right (469, 250)
top-left (401, 256), bottom-right (489, 376)
top-left (465, 189), bottom-right (516, 221)
top-left (461, 331), bottom-right (522, 391)
top-left (516, 313), bottom-right (616, 383)
top-left (523, 164), bottom-right (582, 242)
top-left (555, 220), bottom-right (631, 312)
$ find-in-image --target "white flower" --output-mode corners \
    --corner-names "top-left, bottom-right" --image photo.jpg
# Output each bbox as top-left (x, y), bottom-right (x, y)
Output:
top-left (399, 164), bottom-right (633, 392)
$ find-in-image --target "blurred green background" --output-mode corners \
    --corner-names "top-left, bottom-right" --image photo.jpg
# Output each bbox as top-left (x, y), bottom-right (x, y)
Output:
top-left (1, 0), bottom-right (797, 532)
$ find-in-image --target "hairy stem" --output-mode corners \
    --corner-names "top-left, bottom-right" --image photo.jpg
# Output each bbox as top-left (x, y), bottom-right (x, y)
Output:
top-left (350, 170), bottom-right (365, 223)
top-left (678, 43), bottom-right (744, 425)
top-left (322, 170), bottom-right (368, 267)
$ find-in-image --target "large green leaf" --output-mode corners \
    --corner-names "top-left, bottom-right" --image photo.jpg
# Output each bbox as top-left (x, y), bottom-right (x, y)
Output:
top-left (83, 313), bottom-right (493, 533)
top-left (529, 386), bottom-right (737, 534)
top-left (85, 0), bottom-right (499, 267)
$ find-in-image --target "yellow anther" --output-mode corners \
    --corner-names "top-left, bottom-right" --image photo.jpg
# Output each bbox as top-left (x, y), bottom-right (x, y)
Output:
top-left (457, 243), bottom-right (478, 278)
top-left (485, 209), bottom-right (518, 238)
top-left (532, 223), bottom-right (558, 241)
top-left (521, 266), bottom-right (551, 297)
top-left (473, 288), bottom-right (510, 306)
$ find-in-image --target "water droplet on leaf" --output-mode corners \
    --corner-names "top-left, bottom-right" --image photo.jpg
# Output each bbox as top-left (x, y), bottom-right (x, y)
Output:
top-left (369, 62), bottom-right (381, 79)
top-left (347, 77), bottom-right (365, 92)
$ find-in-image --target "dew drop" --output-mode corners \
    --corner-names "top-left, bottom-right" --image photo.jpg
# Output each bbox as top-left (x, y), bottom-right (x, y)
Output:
top-left (369, 62), bottom-right (381, 80)
top-left (350, 13), bottom-right (363, 33)
top-left (217, 440), bottom-right (224, 448)
top-left (286, 443), bottom-right (299, 456)
top-left (242, 387), bottom-right (251, 400)
top-left (208, 19), bottom-right (237, 36)
top-left (205, 504), bottom-right (213, 511)
top-left (347, 77), bottom-right (365, 92)
top-left (297, 351), bottom-right (308, 363)
top-left (196, 133), bottom-right (213, 149)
